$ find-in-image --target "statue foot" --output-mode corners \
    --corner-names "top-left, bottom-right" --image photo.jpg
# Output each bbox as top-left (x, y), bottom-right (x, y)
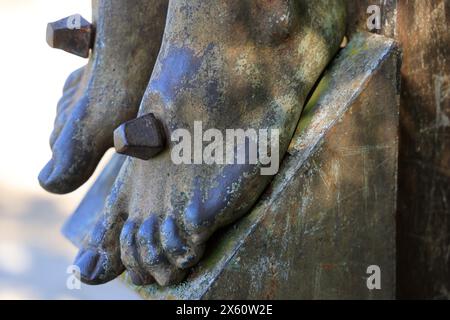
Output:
top-left (74, 0), bottom-right (346, 286)
top-left (38, 0), bottom-right (168, 194)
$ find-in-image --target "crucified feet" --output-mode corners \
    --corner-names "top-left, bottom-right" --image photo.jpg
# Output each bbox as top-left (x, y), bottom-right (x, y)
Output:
top-left (41, 0), bottom-right (346, 286)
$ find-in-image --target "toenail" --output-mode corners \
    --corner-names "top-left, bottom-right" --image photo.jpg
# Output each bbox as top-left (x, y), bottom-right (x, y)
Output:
top-left (46, 14), bottom-right (94, 58)
top-left (114, 113), bottom-right (166, 160)
top-left (38, 160), bottom-right (54, 187)
top-left (75, 249), bottom-right (100, 280)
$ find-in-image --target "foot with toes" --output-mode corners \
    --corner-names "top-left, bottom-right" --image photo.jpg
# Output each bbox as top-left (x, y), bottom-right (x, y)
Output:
top-left (74, 0), bottom-right (346, 286)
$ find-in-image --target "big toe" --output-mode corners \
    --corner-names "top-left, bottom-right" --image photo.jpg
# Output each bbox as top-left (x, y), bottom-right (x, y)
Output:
top-left (39, 98), bottom-right (109, 194)
top-left (38, 140), bottom-right (102, 194)
top-left (74, 248), bottom-right (124, 285)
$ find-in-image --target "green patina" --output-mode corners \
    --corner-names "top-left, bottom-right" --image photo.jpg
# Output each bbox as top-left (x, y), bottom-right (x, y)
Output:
top-left (296, 74), bottom-right (332, 135)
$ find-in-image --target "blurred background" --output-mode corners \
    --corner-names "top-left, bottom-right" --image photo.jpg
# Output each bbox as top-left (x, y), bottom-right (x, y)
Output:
top-left (0, 0), bottom-right (139, 299)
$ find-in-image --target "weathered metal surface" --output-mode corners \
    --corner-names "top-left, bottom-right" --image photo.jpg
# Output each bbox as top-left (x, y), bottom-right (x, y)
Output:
top-left (39, 0), bottom-right (168, 194)
top-left (63, 32), bottom-right (400, 299)
top-left (46, 15), bottom-right (94, 58)
top-left (344, 0), bottom-right (450, 300)
top-left (114, 113), bottom-right (166, 160)
top-left (202, 33), bottom-right (399, 300)
top-left (396, 0), bottom-right (450, 300)
top-left (71, 0), bottom-right (347, 287)
top-left (345, 0), bottom-right (397, 39)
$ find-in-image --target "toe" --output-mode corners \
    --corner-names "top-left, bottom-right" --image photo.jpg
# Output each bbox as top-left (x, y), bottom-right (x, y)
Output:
top-left (74, 210), bottom-right (126, 285)
top-left (136, 215), bottom-right (187, 286)
top-left (74, 248), bottom-right (123, 285)
top-left (56, 85), bottom-right (79, 115)
top-left (120, 220), bottom-right (155, 286)
top-left (73, 180), bottom-right (129, 285)
top-left (62, 66), bottom-right (85, 92)
top-left (39, 96), bottom-right (107, 194)
top-left (49, 68), bottom-right (85, 149)
top-left (49, 87), bottom-right (80, 147)
top-left (74, 248), bottom-right (100, 284)
top-left (160, 215), bottom-right (204, 269)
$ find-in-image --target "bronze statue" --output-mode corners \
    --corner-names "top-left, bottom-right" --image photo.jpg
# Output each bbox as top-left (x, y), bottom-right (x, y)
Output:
top-left (40, 0), bottom-right (346, 286)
